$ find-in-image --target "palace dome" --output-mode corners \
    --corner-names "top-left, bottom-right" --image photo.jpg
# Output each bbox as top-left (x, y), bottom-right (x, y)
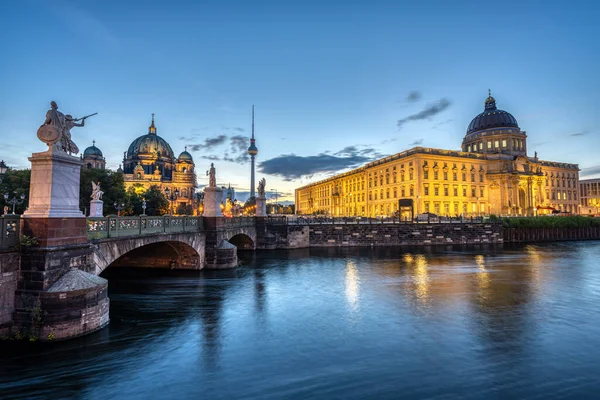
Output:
top-left (466, 93), bottom-right (519, 135)
top-left (178, 149), bottom-right (193, 162)
top-left (83, 141), bottom-right (103, 157)
top-left (126, 116), bottom-right (175, 159)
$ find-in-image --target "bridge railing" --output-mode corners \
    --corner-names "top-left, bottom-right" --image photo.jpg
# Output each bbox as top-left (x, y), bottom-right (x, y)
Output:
top-left (223, 217), bottom-right (255, 228)
top-left (1, 215), bottom-right (20, 250)
top-left (87, 216), bottom-right (204, 239)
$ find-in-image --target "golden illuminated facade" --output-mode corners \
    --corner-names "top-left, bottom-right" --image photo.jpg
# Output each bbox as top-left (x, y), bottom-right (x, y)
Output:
top-left (579, 179), bottom-right (600, 215)
top-left (123, 115), bottom-right (197, 212)
top-left (295, 94), bottom-right (580, 217)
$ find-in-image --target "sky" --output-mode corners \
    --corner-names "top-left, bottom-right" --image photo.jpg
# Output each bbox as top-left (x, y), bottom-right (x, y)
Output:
top-left (1, 0), bottom-right (599, 203)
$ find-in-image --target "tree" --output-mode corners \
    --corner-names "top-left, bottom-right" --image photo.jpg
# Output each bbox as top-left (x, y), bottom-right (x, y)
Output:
top-left (80, 169), bottom-right (127, 215)
top-left (141, 185), bottom-right (169, 216)
top-left (176, 203), bottom-right (194, 216)
top-left (0, 168), bottom-right (31, 214)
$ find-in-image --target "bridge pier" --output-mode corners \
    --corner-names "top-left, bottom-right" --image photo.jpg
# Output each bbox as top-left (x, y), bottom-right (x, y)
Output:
top-left (203, 217), bottom-right (238, 269)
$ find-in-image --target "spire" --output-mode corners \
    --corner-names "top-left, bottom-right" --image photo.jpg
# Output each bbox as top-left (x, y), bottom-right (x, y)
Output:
top-left (92, 139), bottom-right (96, 147)
top-left (149, 113), bottom-right (157, 135)
top-left (185, 145), bottom-right (187, 152)
top-left (484, 89), bottom-right (497, 111)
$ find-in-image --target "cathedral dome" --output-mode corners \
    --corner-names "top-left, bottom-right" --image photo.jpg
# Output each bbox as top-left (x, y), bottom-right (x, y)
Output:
top-left (466, 93), bottom-right (519, 135)
top-left (83, 141), bottom-right (103, 157)
top-left (126, 115), bottom-right (175, 159)
top-left (178, 149), bottom-right (193, 162)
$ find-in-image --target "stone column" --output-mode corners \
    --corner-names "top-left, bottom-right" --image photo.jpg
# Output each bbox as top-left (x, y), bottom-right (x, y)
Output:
top-left (256, 195), bottom-right (267, 217)
top-left (203, 187), bottom-right (223, 217)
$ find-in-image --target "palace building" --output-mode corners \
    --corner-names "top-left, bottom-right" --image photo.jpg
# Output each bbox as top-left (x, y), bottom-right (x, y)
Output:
top-left (122, 115), bottom-right (197, 212)
top-left (295, 93), bottom-right (580, 217)
top-left (579, 178), bottom-right (600, 215)
top-left (81, 141), bottom-right (106, 169)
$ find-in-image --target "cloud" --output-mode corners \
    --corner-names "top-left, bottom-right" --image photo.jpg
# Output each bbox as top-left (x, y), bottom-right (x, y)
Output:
top-left (570, 131), bottom-right (589, 137)
top-left (223, 135), bottom-right (250, 163)
top-left (406, 91), bottom-right (422, 102)
top-left (397, 98), bottom-right (451, 129)
top-left (431, 119), bottom-right (454, 130)
top-left (410, 139), bottom-right (424, 146)
top-left (580, 165), bottom-right (600, 178)
top-left (258, 145), bottom-right (385, 180)
top-left (234, 127), bottom-right (245, 132)
top-left (201, 155), bottom-right (221, 161)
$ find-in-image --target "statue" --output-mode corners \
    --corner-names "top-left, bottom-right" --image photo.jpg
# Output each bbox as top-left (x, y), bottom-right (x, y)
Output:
top-left (91, 181), bottom-right (104, 200)
top-left (3, 206), bottom-right (7, 215)
top-left (207, 163), bottom-right (216, 187)
top-left (257, 178), bottom-right (266, 197)
top-left (37, 101), bottom-right (96, 153)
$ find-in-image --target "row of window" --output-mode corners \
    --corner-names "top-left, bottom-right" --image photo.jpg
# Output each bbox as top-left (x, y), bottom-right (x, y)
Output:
top-left (466, 138), bottom-right (525, 153)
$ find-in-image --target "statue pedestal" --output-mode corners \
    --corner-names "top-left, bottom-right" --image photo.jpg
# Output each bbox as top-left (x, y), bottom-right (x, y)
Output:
top-left (22, 149), bottom-right (86, 247)
top-left (89, 200), bottom-right (104, 217)
top-left (203, 187), bottom-right (223, 217)
top-left (256, 196), bottom-right (267, 216)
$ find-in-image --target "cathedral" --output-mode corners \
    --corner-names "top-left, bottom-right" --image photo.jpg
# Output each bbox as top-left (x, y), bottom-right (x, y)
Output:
top-left (295, 93), bottom-right (580, 217)
top-left (82, 141), bottom-right (106, 169)
top-left (121, 115), bottom-right (197, 212)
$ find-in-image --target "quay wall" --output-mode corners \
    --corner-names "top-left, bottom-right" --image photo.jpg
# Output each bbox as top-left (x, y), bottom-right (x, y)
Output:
top-left (503, 226), bottom-right (600, 243)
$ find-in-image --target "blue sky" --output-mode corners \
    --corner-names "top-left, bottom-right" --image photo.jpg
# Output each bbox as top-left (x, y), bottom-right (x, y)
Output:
top-left (1, 0), bottom-right (599, 202)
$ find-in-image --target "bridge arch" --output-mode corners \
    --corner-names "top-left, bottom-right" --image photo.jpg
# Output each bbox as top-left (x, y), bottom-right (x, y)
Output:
top-left (228, 233), bottom-right (255, 250)
top-left (91, 232), bottom-right (205, 275)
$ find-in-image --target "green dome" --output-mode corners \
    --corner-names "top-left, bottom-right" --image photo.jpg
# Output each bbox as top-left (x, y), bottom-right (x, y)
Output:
top-left (178, 150), bottom-right (193, 162)
top-left (83, 142), bottom-right (103, 157)
top-left (126, 117), bottom-right (174, 159)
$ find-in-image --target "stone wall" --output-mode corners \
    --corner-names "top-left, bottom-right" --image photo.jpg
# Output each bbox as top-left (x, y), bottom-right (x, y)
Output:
top-left (308, 223), bottom-right (503, 247)
top-left (0, 251), bottom-right (20, 335)
top-left (257, 219), bottom-right (309, 249)
top-left (504, 226), bottom-right (600, 243)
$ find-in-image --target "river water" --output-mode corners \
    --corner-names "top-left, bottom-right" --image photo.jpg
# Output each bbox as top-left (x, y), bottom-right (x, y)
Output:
top-left (2, 242), bottom-right (600, 399)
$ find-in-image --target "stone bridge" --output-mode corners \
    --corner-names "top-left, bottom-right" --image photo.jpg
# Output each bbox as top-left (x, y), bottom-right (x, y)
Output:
top-left (86, 215), bottom-right (257, 273)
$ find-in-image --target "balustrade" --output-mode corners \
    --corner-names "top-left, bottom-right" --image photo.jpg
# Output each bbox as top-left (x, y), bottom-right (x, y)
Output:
top-left (0, 215), bottom-right (20, 249)
top-left (87, 216), bottom-right (204, 239)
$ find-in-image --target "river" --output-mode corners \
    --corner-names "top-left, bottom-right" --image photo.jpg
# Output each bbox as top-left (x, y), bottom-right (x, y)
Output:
top-left (2, 242), bottom-right (600, 399)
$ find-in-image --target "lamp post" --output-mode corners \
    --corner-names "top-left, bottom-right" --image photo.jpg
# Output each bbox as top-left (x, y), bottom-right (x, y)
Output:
top-left (533, 207), bottom-right (538, 217)
top-left (0, 160), bottom-right (7, 183)
top-left (113, 201), bottom-right (124, 216)
top-left (164, 187), bottom-right (179, 215)
top-left (141, 200), bottom-right (147, 216)
top-left (4, 192), bottom-right (25, 214)
top-left (270, 188), bottom-right (278, 215)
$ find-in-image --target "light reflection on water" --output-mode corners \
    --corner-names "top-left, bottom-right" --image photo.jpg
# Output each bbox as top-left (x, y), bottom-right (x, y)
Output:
top-left (2, 242), bottom-right (600, 399)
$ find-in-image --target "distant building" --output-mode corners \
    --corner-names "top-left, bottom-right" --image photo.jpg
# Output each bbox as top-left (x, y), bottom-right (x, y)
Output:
top-left (81, 141), bottom-right (106, 169)
top-left (295, 93), bottom-right (580, 217)
top-left (579, 178), bottom-right (600, 215)
top-left (122, 115), bottom-right (197, 212)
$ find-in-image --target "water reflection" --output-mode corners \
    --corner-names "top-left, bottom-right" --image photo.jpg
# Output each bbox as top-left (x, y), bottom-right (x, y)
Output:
top-left (3, 243), bottom-right (600, 399)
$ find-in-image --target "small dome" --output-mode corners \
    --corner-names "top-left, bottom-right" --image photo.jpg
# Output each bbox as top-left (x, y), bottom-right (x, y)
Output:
top-left (178, 149), bottom-right (193, 162)
top-left (466, 92), bottom-right (519, 135)
top-left (83, 141), bottom-right (103, 157)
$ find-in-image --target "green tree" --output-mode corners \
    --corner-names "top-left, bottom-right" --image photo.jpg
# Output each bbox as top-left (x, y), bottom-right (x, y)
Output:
top-left (176, 203), bottom-right (194, 215)
top-left (80, 169), bottom-right (127, 215)
top-left (0, 168), bottom-right (31, 214)
top-left (141, 185), bottom-right (169, 216)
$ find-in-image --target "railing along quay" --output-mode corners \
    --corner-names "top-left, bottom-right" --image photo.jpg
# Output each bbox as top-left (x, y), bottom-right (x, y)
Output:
top-left (223, 217), bottom-right (255, 228)
top-left (267, 216), bottom-right (489, 225)
top-left (1, 215), bottom-right (20, 250)
top-left (87, 216), bottom-right (203, 239)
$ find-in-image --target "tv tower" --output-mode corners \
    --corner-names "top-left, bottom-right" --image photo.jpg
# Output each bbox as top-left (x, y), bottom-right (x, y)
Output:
top-left (247, 105), bottom-right (258, 199)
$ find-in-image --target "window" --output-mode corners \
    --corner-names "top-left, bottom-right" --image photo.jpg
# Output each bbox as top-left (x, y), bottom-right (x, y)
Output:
top-left (479, 142), bottom-right (483, 150)
top-left (453, 187), bottom-right (458, 196)
top-left (401, 188), bottom-right (406, 197)
top-left (494, 140), bottom-right (499, 148)
top-left (424, 186), bottom-right (429, 195)
top-left (409, 187), bottom-right (414, 196)
top-left (462, 173), bottom-right (466, 181)
top-left (393, 173), bottom-right (397, 183)
top-left (444, 203), bottom-right (450, 215)
top-left (462, 187), bottom-right (467, 196)
top-left (409, 170), bottom-right (414, 180)
top-left (401, 173), bottom-right (405, 182)
top-left (374, 192), bottom-right (378, 200)
top-left (453, 172), bottom-right (457, 181)
top-left (424, 170), bottom-right (429, 179)
top-left (434, 186), bottom-right (439, 196)
top-left (434, 203), bottom-right (441, 214)
top-left (443, 171), bottom-right (448, 180)
top-left (393, 188), bottom-right (397, 198)
top-left (386, 189), bottom-right (390, 199)
top-left (425, 202), bottom-right (430, 213)
top-left (502, 139), bottom-right (507, 147)
top-left (434, 171), bottom-right (439, 180)
top-left (471, 188), bottom-right (476, 197)
top-left (487, 141), bottom-right (492, 149)
top-left (386, 175), bottom-right (389, 185)
top-left (479, 174), bottom-right (484, 183)
top-left (471, 173), bottom-right (475, 182)
top-left (444, 187), bottom-right (449, 196)
top-left (480, 188), bottom-right (484, 197)
top-left (369, 193), bottom-right (372, 200)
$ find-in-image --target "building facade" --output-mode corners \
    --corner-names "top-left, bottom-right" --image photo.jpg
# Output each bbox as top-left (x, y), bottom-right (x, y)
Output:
top-left (295, 94), bottom-right (580, 217)
top-left (122, 115), bottom-right (197, 212)
top-left (81, 141), bottom-right (106, 169)
top-left (579, 179), bottom-right (600, 215)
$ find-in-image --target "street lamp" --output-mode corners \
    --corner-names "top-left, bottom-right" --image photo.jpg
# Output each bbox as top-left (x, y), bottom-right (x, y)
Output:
top-left (4, 192), bottom-right (25, 214)
top-left (113, 202), bottom-right (124, 216)
top-left (270, 188), bottom-right (278, 215)
top-left (0, 160), bottom-right (7, 183)
top-left (164, 187), bottom-right (179, 215)
top-left (141, 200), bottom-right (147, 216)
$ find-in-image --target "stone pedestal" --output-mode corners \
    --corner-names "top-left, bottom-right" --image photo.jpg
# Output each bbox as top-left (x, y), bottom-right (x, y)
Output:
top-left (203, 187), bottom-right (223, 217)
top-left (256, 196), bottom-right (267, 217)
top-left (89, 200), bottom-right (104, 217)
